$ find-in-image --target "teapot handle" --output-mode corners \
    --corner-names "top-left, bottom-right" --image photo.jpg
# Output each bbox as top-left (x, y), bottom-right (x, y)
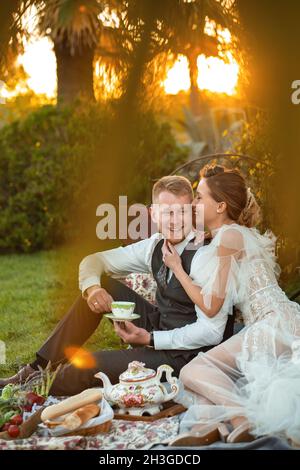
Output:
top-left (156, 365), bottom-right (179, 402)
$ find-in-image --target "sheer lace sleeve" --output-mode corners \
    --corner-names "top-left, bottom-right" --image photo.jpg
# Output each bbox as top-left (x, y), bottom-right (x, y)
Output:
top-left (193, 224), bottom-right (280, 317)
top-left (193, 225), bottom-right (246, 315)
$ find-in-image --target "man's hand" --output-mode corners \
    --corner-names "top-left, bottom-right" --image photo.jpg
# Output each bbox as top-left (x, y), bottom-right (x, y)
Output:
top-left (113, 321), bottom-right (151, 346)
top-left (86, 286), bottom-right (113, 313)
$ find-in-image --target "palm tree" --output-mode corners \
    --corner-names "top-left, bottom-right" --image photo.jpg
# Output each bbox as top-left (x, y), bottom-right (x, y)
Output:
top-left (0, 0), bottom-right (121, 103)
top-left (125, 0), bottom-right (239, 149)
top-left (152, 0), bottom-right (238, 114)
top-left (37, 0), bottom-right (101, 103)
top-left (113, 0), bottom-right (238, 113)
top-left (0, 0), bottom-right (238, 107)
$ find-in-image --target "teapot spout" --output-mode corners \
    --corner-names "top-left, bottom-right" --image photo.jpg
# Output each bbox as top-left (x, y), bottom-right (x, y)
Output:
top-left (94, 371), bottom-right (113, 399)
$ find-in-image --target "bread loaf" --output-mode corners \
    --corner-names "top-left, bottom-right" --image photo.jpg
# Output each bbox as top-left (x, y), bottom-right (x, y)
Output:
top-left (63, 404), bottom-right (100, 430)
top-left (41, 388), bottom-right (102, 422)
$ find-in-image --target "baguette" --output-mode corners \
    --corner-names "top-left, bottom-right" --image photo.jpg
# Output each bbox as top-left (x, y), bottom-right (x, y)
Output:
top-left (62, 404), bottom-right (100, 430)
top-left (41, 388), bottom-right (102, 422)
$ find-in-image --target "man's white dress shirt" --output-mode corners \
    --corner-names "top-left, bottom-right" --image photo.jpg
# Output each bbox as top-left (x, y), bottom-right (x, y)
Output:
top-left (79, 232), bottom-right (229, 351)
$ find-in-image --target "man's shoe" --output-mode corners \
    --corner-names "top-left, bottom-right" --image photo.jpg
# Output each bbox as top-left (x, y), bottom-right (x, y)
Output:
top-left (0, 364), bottom-right (37, 388)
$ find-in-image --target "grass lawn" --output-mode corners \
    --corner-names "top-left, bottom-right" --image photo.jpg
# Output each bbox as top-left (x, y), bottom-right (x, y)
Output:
top-left (0, 249), bottom-right (123, 377)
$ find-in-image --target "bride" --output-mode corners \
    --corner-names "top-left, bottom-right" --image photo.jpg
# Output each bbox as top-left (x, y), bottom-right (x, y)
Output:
top-left (162, 164), bottom-right (300, 446)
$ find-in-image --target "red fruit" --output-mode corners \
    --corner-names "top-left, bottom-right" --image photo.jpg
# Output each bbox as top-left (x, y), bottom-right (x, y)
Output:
top-left (7, 425), bottom-right (20, 438)
top-left (25, 392), bottom-right (39, 404)
top-left (26, 392), bottom-right (45, 405)
top-left (34, 395), bottom-right (45, 405)
top-left (23, 404), bottom-right (32, 412)
top-left (10, 415), bottom-right (23, 426)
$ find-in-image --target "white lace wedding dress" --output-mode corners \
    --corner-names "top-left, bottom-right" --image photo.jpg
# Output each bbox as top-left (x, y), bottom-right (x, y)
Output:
top-left (175, 223), bottom-right (300, 443)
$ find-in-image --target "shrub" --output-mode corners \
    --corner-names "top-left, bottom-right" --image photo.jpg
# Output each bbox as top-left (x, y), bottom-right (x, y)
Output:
top-left (0, 102), bottom-right (187, 252)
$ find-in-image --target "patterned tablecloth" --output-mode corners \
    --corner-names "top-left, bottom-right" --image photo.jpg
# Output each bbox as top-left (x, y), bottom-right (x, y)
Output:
top-left (0, 415), bottom-right (179, 450)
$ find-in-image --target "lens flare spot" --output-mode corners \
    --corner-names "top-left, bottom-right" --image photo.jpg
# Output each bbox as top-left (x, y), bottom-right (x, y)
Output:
top-left (64, 346), bottom-right (96, 369)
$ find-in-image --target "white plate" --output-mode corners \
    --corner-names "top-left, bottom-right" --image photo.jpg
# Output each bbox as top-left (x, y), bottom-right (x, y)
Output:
top-left (104, 313), bottom-right (141, 322)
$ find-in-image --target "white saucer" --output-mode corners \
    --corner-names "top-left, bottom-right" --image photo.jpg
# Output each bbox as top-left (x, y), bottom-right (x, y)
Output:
top-left (104, 313), bottom-right (141, 322)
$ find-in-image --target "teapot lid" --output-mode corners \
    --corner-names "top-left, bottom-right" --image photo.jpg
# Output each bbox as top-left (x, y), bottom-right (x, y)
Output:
top-left (120, 361), bottom-right (156, 382)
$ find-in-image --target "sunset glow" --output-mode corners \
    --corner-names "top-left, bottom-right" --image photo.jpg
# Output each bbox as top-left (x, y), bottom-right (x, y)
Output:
top-left (4, 30), bottom-right (238, 99)
top-left (163, 55), bottom-right (191, 95)
top-left (0, 5), bottom-right (240, 101)
top-left (18, 37), bottom-right (57, 97)
top-left (163, 53), bottom-right (239, 96)
top-left (197, 53), bottom-right (239, 95)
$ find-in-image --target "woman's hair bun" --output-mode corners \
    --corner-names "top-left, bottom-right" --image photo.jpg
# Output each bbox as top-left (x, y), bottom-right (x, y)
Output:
top-left (200, 164), bottom-right (225, 179)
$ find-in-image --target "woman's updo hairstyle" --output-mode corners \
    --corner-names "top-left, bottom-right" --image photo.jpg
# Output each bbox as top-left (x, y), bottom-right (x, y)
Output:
top-left (199, 163), bottom-right (261, 228)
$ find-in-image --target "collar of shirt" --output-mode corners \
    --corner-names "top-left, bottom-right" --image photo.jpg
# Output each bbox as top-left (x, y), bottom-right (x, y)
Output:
top-left (168, 230), bottom-right (196, 255)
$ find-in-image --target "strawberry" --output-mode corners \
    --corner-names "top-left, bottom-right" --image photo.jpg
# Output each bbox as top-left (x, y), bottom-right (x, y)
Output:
top-left (10, 415), bottom-right (23, 426)
top-left (25, 392), bottom-right (45, 406)
top-left (7, 425), bottom-right (20, 438)
top-left (23, 404), bottom-right (32, 412)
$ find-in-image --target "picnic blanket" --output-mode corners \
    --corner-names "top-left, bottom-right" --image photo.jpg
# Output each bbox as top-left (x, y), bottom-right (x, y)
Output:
top-left (0, 413), bottom-right (294, 450)
top-left (0, 415), bottom-right (180, 450)
top-left (0, 392), bottom-right (295, 450)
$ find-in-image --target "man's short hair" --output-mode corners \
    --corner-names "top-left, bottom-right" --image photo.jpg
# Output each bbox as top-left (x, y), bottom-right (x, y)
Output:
top-left (152, 175), bottom-right (193, 202)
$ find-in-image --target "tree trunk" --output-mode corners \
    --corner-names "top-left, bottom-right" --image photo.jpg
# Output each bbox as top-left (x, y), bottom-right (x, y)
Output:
top-left (187, 50), bottom-right (215, 151)
top-left (54, 37), bottom-right (95, 104)
top-left (188, 50), bottom-right (201, 116)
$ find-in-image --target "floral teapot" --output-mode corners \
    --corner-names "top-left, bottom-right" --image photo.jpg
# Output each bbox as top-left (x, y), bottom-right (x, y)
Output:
top-left (95, 361), bottom-right (179, 416)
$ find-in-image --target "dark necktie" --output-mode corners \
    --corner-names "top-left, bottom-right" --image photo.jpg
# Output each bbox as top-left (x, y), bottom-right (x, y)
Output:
top-left (157, 262), bottom-right (169, 289)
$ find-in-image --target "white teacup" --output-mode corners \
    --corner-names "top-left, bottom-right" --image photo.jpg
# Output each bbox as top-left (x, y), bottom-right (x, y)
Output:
top-left (111, 301), bottom-right (135, 318)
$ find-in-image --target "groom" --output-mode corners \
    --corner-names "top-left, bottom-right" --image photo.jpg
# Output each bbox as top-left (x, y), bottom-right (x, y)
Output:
top-left (0, 175), bottom-right (234, 395)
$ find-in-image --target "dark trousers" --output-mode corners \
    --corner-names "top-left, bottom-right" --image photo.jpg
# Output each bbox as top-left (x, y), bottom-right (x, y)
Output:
top-left (37, 278), bottom-right (194, 396)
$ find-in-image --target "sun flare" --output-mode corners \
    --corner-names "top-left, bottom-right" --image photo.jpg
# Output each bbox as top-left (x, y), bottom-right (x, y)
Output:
top-left (64, 346), bottom-right (97, 369)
